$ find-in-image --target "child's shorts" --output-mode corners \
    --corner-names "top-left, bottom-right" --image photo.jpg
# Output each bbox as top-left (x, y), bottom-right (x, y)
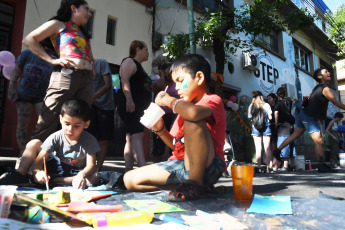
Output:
top-left (155, 154), bottom-right (226, 187)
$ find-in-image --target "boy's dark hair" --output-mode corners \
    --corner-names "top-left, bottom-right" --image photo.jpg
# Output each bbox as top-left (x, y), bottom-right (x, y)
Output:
top-left (313, 68), bottom-right (324, 83)
top-left (61, 99), bottom-right (90, 121)
top-left (170, 54), bottom-right (211, 87)
top-left (252, 91), bottom-right (263, 98)
top-left (268, 93), bottom-right (277, 100)
top-left (50, 0), bottom-right (91, 40)
top-left (335, 112), bottom-right (344, 119)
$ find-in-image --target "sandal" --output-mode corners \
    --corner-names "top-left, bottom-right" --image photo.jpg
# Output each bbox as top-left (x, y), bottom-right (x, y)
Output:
top-left (168, 180), bottom-right (206, 202)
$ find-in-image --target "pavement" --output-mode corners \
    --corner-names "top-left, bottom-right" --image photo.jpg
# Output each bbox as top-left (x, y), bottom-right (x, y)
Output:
top-left (1, 156), bottom-right (345, 199)
top-left (1, 156), bottom-right (345, 229)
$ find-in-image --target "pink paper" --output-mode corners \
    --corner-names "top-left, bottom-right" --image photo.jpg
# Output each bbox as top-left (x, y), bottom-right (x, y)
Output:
top-left (67, 201), bottom-right (122, 213)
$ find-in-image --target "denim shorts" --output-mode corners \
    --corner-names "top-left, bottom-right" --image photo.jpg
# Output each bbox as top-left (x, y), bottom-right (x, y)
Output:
top-left (251, 125), bottom-right (271, 136)
top-left (295, 110), bottom-right (321, 133)
top-left (277, 136), bottom-right (296, 158)
top-left (155, 154), bottom-right (226, 187)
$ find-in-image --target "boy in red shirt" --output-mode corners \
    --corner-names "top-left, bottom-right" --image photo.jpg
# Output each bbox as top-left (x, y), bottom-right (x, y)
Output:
top-left (124, 54), bottom-right (226, 201)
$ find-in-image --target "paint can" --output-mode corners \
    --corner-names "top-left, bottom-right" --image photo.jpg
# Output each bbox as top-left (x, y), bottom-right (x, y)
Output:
top-left (294, 155), bottom-right (305, 171)
top-left (339, 153), bottom-right (345, 168)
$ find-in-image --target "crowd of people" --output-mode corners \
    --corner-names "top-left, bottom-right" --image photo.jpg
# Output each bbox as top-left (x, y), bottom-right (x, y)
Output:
top-left (0, 0), bottom-right (344, 202)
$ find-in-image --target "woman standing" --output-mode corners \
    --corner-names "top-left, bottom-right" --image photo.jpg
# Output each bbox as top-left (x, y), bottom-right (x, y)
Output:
top-left (8, 38), bottom-right (55, 154)
top-left (22, 0), bottom-right (94, 142)
top-left (274, 68), bottom-right (345, 173)
top-left (275, 87), bottom-right (296, 171)
top-left (248, 91), bottom-right (273, 173)
top-left (118, 40), bottom-right (152, 172)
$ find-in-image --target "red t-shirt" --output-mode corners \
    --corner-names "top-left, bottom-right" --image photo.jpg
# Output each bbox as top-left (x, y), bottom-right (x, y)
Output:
top-left (169, 94), bottom-right (226, 163)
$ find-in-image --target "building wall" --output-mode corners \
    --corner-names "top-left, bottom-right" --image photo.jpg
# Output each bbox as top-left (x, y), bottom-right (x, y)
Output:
top-left (155, 0), bottom-right (339, 162)
top-left (23, 0), bottom-right (153, 70)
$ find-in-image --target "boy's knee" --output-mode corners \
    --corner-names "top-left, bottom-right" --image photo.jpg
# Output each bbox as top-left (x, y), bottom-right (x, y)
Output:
top-left (26, 139), bottom-right (42, 150)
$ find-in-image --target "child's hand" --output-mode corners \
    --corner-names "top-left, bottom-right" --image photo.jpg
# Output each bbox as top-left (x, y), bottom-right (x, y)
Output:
top-left (152, 118), bottom-right (165, 133)
top-left (34, 170), bottom-right (50, 184)
top-left (155, 91), bottom-right (175, 107)
top-left (72, 172), bottom-right (87, 189)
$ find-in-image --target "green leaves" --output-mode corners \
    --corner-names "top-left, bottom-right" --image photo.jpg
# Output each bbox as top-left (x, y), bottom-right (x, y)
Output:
top-left (325, 4), bottom-right (345, 56)
top-left (163, 0), bottom-right (315, 62)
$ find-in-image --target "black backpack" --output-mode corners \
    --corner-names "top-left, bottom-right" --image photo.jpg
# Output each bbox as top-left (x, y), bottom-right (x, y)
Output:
top-left (252, 107), bottom-right (265, 130)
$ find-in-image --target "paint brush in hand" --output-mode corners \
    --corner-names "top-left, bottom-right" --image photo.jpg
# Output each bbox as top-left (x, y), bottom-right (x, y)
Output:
top-left (43, 157), bottom-right (49, 191)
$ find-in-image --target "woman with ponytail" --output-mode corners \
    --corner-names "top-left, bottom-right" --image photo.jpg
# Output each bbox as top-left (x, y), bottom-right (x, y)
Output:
top-left (22, 0), bottom-right (94, 142)
top-left (248, 91), bottom-right (273, 173)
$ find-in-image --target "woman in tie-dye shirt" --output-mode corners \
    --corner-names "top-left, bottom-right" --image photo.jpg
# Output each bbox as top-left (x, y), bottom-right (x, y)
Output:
top-left (22, 0), bottom-right (95, 143)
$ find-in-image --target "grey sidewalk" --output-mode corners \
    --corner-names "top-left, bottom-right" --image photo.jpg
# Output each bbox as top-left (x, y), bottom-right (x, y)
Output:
top-left (1, 156), bottom-right (344, 199)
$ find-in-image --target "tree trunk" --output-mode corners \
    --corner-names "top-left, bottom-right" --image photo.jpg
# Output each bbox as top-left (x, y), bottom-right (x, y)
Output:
top-left (213, 37), bottom-right (225, 98)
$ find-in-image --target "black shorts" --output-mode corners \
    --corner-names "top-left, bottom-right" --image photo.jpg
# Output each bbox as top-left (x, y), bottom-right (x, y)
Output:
top-left (88, 105), bottom-right (114, 140)
top-left (16, 92), bottom-right (44, 104)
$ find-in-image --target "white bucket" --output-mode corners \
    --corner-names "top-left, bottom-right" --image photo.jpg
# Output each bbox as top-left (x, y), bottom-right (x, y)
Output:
top-left (339, 153), bottom-right (345, 168)
top-left (294, 155), bottom-right (305, 171)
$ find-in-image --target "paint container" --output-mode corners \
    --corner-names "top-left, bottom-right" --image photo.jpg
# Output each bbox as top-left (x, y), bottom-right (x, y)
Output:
top-left (231, 166), bottom-right (254, 201)
top-left (339, 153), bottom-right (345, 168)
top-left (0, 185), bottom-right (17, 218)
top-left (294, 155), bottom-right (305, 171)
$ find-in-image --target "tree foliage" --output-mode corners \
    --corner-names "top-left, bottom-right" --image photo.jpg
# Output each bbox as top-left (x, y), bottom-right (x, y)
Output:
top-left (325, 4), bottom-right (345, 56)
top-left (163, 0), bottom-right (315, 62)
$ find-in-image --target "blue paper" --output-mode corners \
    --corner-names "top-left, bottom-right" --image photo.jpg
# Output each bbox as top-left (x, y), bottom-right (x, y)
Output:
top-left (246, 194), bottom-right (293, 215)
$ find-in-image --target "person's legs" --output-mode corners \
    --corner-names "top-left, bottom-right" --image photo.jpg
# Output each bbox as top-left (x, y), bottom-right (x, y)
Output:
top-left (130, 132), bottom-right (146, 167)
top-left (183, 120), bottom-right (215, 187)
top-left (15, 102), bottom-right (33, 154)
top-left (16, 139), bottom-right (42, 175)
top-left (123, 164), bottom-right (171, 191)
top-left (253, 135), bottom-right (263, 167)
top-left (277, 127), bottom-right (305, 151)
top-left (34, 102), bottom-right (43, 115)
top-left (124, 133), bottom-right (134, 172)
top-left (309, 131), bottom-right (324, 163)
top-left (263, 135), bottom-right (272, 168)
top-left (329, 134), bottom-right (339, 167)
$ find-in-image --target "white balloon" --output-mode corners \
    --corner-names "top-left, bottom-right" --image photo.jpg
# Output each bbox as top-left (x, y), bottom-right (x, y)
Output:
top-left (231, 103), bottom-right (239, 111)
top-left (226, 100), bottom-right (234, 107)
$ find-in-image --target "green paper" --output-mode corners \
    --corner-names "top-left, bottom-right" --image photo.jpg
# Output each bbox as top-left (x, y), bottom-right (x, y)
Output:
top-left (124, 199), bottom-right (186, 213)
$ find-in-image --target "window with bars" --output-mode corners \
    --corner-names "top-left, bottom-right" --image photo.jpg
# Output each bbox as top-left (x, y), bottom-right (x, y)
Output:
top-left (294, 45), bottom-right (310, 72)
top-left (255, 30), bottom-right (282, 55)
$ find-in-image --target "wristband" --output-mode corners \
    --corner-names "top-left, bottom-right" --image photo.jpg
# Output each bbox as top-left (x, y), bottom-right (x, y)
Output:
top-left (172, 99), bottom-right (183, 114)
top-left (152, 127), bottom-right (165, 136)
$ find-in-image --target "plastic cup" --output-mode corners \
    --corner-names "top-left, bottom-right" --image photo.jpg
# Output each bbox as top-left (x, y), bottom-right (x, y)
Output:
top-left (140, 102), bottom-right (165, 129)
top-left (231, 166), bottom-right (254, 201)
top-left (0, 185), bottom-right (18, 218)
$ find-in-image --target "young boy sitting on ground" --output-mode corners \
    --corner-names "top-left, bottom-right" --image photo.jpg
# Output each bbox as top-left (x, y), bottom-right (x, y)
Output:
top-left (124, 54), bottom-right (226, 201)
top-left (0, 99), bottom-right (100, 189)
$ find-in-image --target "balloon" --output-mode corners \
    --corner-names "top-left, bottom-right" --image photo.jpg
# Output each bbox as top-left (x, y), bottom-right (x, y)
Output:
top-left (226, 100), bottom-right (234, 108)
top-left (230, 95), bottom-right (237, 103)
top-left (111, 74), bottom-right (120, 88)
top-left (0, 51), bottom-right (15, 67)
top-left (2, 64), bottom-right (15, 80)
top-left (231, 103), bottom-right (239, 111)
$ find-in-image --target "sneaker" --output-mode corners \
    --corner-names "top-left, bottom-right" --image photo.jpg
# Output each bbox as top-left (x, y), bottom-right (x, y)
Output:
top-left (318, 164), bottom-right (337, 173)
top-left (0, 170), bottom-right (30, 185)
top-left (167, 180), bottom-right (206, 202)
top-left (273, 149), bottom-right (282, 162)
top-left (255, 168), bottom-right (263, 174)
